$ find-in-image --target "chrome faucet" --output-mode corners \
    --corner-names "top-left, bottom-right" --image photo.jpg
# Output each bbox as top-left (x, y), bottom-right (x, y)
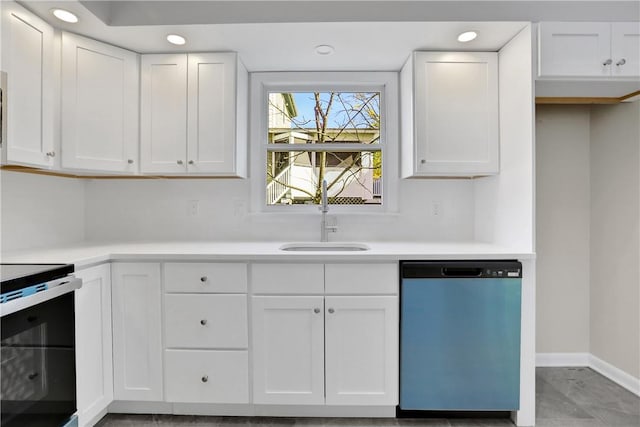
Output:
top-left (320, 179), bottom-right (338, 242)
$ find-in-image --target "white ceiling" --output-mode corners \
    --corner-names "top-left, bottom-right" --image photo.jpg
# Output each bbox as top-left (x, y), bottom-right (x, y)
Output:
top-left (17, 1), bottom-right (639, 72)
top-left (81, 1), bottom-right (640, 26)
top-left (19, 1), bottom-right (532, 71)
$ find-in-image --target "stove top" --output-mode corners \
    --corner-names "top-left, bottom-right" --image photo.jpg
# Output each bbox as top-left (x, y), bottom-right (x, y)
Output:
top-left (1, 264), bottom-right (74, 294)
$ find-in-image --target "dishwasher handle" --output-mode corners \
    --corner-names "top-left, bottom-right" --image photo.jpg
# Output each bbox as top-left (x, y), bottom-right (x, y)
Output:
top-left (441, 267), bottom-right (483, 277)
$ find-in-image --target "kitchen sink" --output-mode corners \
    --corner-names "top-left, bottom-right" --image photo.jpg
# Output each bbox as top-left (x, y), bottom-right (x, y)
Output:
top-left (279, 242), bottom-right (370, 252)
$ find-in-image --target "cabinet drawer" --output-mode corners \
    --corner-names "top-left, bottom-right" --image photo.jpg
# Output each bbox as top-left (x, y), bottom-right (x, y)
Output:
top-left (251, 263), bottom-right (324, 294)
top-left (165, 350), bottom-right (248, 403)
top-left (164, 294), bottom-right (247, 348)
top-left (164, 263), bottom-right (247, 293)
top-left (325, 263), bottom-right (398, 294)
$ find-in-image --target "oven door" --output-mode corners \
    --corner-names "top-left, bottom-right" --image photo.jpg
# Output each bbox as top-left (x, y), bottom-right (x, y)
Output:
top-left (1, 292), bottom-right (77, 427)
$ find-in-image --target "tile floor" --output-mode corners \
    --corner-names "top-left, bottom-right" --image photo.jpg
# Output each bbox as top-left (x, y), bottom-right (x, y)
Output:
top-left (97, 368), bottom-right (640, 427)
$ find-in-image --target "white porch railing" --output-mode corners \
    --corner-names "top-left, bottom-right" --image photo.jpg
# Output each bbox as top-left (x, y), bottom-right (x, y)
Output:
top-left (373, 178), bottom-right (382, 197)
top-left (266, 165), bottom-right (292, 205)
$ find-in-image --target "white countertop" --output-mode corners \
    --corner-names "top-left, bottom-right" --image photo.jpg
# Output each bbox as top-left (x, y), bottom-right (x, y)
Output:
top-left (1, 241), bottom-right (535, 269)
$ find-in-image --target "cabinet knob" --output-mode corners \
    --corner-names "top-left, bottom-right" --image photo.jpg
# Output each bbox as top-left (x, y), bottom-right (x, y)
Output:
top-left (328, 308), bottom-right (335, 314)
top-left (46, 151), bottom-right (55, 158)
top-left (201, 375), bottom-right (208, 383)
top-left (188, 160), bottom-right (195, 165)
top-left (127, 159), bottom-right (134, 164)
top-left (603, 58), bottom-right (613, 66)
top-left (616, 58), bottom-right (626, 66)
top-left (177, 160), bottom-right (184, 165)
top-left (200, 276), bottom-right (208, 283)
top-left (313, 308), bottom-right (320, 314)
top-left (420, 159), bottom-right (426, 164)
top-left (200, 319), bottom-right (207, 326)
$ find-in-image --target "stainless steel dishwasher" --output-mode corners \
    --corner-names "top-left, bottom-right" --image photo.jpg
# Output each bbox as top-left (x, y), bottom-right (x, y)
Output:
top-left (399, 261), bottom-right (522, 412)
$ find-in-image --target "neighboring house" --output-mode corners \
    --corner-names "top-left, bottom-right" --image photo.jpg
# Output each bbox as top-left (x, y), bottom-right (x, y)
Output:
top-left (266, 93), bottom-right (381, 205)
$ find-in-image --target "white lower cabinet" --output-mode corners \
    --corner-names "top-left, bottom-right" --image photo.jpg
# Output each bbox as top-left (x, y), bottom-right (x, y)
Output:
top-left (162, 262), bottom-right (249, 404)
top-left (164, 294), bottom-right (248, 348)
top-left (74, 264), bottom-right (113, 427)
top-left (251, 263), bottom-right (399, 407)
top-left (111, 263), bottom-right (163, 401)
top-left (325, 296), bottom-right (398, 406)
top-left (103, 260), bottom-right (397, 413)
top-left (252, 296), bottom-right (326, 405)
top-left (165, 350), bottom-right (249, 403)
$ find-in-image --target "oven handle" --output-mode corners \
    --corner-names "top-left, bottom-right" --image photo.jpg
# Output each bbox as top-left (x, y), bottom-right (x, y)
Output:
top-left (0, 277), bottom-right (82, 317)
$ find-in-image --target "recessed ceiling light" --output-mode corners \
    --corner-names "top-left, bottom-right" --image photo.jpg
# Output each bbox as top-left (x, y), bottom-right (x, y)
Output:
top-left (166, 34), bottom-right (186, 46)
top-left (457, 31), bottom-right (478, 43)
top-left (315, 45), bottom-right (335, 55)
top-left (51, 9), bottom-right (78, 23)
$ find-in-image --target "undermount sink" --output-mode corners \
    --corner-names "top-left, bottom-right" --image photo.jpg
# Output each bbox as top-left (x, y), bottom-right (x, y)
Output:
top-left (279, 242), bottom-right (370, 252)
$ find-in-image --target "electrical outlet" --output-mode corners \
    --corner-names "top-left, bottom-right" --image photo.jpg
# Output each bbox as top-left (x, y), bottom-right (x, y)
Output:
top-left (233, 198), bottom-right (245, 217)
top-left (432, 201), bottom-right (442, 217)
top-left (188, 200), bottom-right (199, 216)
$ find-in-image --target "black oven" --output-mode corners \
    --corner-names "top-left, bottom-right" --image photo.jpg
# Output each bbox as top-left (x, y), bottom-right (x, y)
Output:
top-left (1, 264), bottom-right (81, 427)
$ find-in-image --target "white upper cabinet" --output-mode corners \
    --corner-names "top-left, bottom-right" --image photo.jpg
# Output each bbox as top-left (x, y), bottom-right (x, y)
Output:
top-left (140, 54), bottom-right (188, 174)
top-left (539, 22), bottom-right (640, 78)
top-left (401, 51), bottom-right (499, 177)
top-left (1, 1), bottom-right (54, 168)
top-left (611, 22), bottom-right (640, 77)
top-left (61, 32), bottom-right (139, 173)
top-left (141, 52), bottom-right (248, 176)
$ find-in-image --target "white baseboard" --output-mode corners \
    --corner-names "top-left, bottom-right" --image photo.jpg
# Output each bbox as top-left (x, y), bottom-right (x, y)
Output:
top-left (589, 354), bottom-right (640, 397)
top-left (536, 352), bottom-right (640, 397)
top-left (536, 352), bottom-right (590, 367)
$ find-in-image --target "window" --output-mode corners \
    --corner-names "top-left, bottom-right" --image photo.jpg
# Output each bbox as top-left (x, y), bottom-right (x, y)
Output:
top-left (251, 72), bottom-right (398, 213)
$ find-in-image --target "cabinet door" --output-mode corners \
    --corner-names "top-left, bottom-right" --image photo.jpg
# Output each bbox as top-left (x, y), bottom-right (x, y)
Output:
top-left (1, 2), bottom-right (54, 167)
top-left (140, 54), bottom-right (188, 173)
top-left (74, 264), bottom-right (113, 427)
top-left (252, 296), bottom-right (325, 404)
top-left (412, 52), bottom-right (499, 176)
top-left (186, 53), bottom-right (239, 175)
top-left (111, 263), bottom-right (163, 401)
top-left (325, 296), bottom-right (398, 406)
top-left (612, 22), bottom-right (640, 77)
top-left (61, 32), bottom-right (138, 173)
top-left (538, 22), bottom-right (612, 77)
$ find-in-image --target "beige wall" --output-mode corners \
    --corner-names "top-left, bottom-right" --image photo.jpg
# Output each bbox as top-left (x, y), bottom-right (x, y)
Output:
top-left (589, 101), bottom-right (640, 378)
top-left (536, 101), bottom-right (640, 379)
top-left (536, 105), bottom-right (591, 353)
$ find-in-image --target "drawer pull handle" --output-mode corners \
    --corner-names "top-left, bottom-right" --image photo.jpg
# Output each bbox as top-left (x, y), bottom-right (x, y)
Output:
top-left (201, 375), bottom-right (208, 383)
top-left (200, 319), bottom-right (207, 326)
top-left (617, 58), bottom-right (626, 66)
top-left (200, 276), bottom-right (208, 283)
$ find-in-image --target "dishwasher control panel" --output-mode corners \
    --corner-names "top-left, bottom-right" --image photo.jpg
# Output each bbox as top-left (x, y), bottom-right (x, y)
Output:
top-left (401, 260), bottom-right (522, 279)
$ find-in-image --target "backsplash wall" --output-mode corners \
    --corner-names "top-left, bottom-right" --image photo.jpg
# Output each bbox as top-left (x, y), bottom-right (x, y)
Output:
top-left (83, 178), bottom-right (476, 242)
top-left (0, 171), bottom-right (86, 252)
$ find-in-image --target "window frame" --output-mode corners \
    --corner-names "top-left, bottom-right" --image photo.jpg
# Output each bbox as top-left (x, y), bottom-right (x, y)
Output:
top-left (250, 72), bottom-right (399, 214)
